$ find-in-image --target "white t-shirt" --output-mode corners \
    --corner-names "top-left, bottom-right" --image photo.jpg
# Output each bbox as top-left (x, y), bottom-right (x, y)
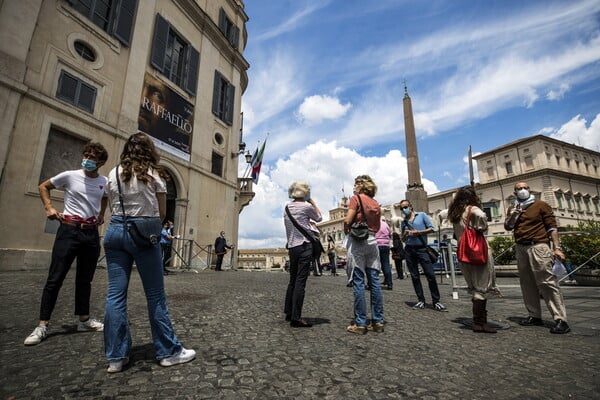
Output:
top-left (107, 167), bottom-right (166, 217)
top-left (50, 170), bottom-right (108, 219)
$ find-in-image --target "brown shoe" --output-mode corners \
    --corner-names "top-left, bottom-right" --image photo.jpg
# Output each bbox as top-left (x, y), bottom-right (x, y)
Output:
top-left (367, 322), bottom-right (384, 333)
top-left (346, 324), bottom-right (367, 335)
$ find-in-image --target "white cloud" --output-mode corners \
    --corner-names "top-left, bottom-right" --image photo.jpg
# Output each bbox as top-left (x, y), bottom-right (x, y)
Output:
top-left (237, 140), bottom-right (438, 249)
top-left (546, 83), bottom-right (570, 100)
top-left (549, 113), bottom-right (600, 150)
top-left (296, 95), bottom-right (352, 125)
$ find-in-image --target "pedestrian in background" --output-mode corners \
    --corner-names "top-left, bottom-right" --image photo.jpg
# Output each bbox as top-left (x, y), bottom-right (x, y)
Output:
top-left (103, 133), bottom-right (195, 373)
top-left (24, 142), bottom-right (108, 346)
top-left (327, 235), bottom-right (338, 276)
top-left (400, 199), bottom-right (448, 312)
top-left (344, 175), bottom-right (384, 334)
top-left (504, 181), bottom-right (570, 334)
top-left (391, 232), bottom-right (405, 279)
top-left (283, 181), bottom-right (322, 328)
top-left (214, 231), bottom-right (233, 271)
top-left (160, 220), bottom-right (177, 275)
top-left (447, 186), bottom-right (500, 333)
top-left (376, 217), bottom-right (393, 290)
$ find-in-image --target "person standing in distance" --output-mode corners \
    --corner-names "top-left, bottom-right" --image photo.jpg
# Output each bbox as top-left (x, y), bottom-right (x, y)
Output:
top-left (24, 142), bottom-right (109, 346)
top-left (283, 181), bottom-right (322, 328)
top-left (160, 221), bottom-right (177, 275)
top-left (376, 217), bottom-right (393, 290)
top-left (399, 200), bottom-right (448, 312)
top-left (504, 181), bottom-right (570, 334)
top-left (214, 231), bottom-right (233, 271)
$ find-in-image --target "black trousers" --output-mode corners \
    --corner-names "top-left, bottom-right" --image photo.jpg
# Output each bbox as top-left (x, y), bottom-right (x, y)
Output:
top-left (215, 253), bottom-right (225, 270)
top-left (405, 246), bottom-right (440, 304)
top-left (161, 243), bottom-right (172, 270)
top-left (284, 242), bottom-right (312, 321)
top-left (39, 224), bottom-right (100, 321)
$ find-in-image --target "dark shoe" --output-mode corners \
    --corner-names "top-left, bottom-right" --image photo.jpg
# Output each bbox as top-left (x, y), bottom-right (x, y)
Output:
top-left (290, 319), bottom-right (312, 328)
top-left (285, 314), bottom-right (291, 322)
top-left (346, 282), bottom-right (353, 287)
top-left (383, 286), bottom-right (392, 290)
top-left (550, 319), bottom-right (570, 334)
top-left (519, 316), bottom-right (544, 326)
top-left (366, 322), bottom-right (384, 333)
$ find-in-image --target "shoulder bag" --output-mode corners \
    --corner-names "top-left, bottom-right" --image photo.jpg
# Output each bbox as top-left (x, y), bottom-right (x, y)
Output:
top-left (115, 166), bottom-right (162, 247)
top-left (457, 206), bottom-right (488, 266)
top-left (349, 194), bottom-right (369, 241)
top-left (285, 206), bottom-right (325, 260)
top-left (408, 216), bottom-right (439, 264)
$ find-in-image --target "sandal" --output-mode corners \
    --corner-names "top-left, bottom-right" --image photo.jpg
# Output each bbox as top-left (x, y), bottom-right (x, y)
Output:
top-left (346, 324), bottom-right (367, 335)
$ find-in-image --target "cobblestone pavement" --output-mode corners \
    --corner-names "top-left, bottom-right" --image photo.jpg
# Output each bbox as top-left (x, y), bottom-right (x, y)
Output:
top-left (1, 267), bottom-right (599, 400)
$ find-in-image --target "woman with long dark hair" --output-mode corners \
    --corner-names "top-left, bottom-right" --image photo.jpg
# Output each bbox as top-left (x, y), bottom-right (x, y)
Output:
top-left (447, 185), bottom-right (500, 333)
top-left (103, 133), bottom-right (195, 372)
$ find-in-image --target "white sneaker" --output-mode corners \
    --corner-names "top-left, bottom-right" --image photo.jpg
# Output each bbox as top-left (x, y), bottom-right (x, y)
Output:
top-left (159, 348), bottom-right (196, 367)
top-left (24, 325), bottom-right (48, 346)
top-left (78, 317), bottom-right (104, 332)
top-left (412, 301), bottom-right (425, 310)
top-left (107, 357), bottom-right (129, 373)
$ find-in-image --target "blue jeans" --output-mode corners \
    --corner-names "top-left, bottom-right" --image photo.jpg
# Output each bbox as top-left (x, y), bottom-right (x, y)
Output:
top-left (103, 216), bottom-right (182, 362)
top-left (378, 246), bottom-right (392, 288)
top-left (405, 246), bottom-right (441, 304)
top-left (352, 267), bottom-right (384, 326)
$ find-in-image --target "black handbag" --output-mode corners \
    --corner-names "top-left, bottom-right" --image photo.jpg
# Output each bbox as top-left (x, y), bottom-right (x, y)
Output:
top-left (349, 194), bottom-right (369, 240)
top-left (285, 206), bottom-right (323, 260)
top-left (403, 218), bottom-right (439, 263)
top-left (115, 166), bottom-right (162, 247)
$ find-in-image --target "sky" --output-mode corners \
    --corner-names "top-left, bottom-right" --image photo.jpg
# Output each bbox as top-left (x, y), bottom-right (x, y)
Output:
top-left (236, 0), bottom-right (600, 249)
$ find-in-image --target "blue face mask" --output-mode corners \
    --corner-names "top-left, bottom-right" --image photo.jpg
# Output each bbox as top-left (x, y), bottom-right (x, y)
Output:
top-left (402, 208), bottom-right (411, 216)
top-left (81, 159), bottom-right (97, 172)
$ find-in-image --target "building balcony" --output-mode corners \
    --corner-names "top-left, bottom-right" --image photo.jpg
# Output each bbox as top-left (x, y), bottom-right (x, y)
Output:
top-left (238, 177), bottom-right (255, 213)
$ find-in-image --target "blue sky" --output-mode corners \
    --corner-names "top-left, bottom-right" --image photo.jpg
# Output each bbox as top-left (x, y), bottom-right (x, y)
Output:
top-left (237, 0), bottom-right (600, 249)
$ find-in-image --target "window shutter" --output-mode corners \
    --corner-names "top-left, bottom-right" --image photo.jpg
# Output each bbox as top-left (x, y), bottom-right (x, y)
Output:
top-left (113, 0), bottom-right (137, 47)
top-left (212, 71), bottom-right (222, 117)
top-left (150, 14), bottom-right (169, 72)
top-left (184, 46), bottom-right (199, 95)
top-left (225, 83), bottom-right (235, 125)
top-left (218, 8), bottom-right (227, 34)
top-left (232, 26), bottom-right (240, 49)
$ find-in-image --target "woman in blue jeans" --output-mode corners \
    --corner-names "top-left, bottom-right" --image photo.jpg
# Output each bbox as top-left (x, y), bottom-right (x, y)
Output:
top-left (103, 133), bottom-right (195, 373)
top-left (344, 175), bottom-right (384, 334)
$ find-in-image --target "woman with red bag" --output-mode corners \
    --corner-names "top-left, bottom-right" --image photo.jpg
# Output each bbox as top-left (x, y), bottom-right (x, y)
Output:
top-left (447, 186), bottom-right (501, 333)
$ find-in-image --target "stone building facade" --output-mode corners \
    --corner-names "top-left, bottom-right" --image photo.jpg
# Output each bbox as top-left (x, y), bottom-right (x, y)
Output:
top-left (427, 135), bottom-right (600, 235)
top-left (0, 0), bottom-right (253, 269)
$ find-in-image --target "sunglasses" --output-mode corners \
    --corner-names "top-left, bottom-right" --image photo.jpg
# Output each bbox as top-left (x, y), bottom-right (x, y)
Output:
top-left (400, 206), bottom-right (410, 210)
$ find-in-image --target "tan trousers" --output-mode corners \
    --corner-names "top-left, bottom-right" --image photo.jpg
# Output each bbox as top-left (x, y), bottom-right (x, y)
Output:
top-left (515, 243), bottom-right (567, 321)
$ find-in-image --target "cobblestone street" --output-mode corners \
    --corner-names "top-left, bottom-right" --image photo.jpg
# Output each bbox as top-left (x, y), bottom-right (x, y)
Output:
top-left (1, 268), bottom-right (599, 399)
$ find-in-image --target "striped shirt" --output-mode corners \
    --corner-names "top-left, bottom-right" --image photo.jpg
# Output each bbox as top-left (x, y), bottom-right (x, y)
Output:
top-left (283, 201), bottom-right (322, 248)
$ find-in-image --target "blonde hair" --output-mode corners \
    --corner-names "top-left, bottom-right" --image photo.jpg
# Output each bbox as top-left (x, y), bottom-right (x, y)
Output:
top-left (288, 181), bottom-right (310, 199)
top-left (354, 175), bottom-right (377, 197)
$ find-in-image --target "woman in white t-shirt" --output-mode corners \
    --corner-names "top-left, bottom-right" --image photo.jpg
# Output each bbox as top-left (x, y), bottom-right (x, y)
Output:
top-left (102, 133), bottom-right (195, 373)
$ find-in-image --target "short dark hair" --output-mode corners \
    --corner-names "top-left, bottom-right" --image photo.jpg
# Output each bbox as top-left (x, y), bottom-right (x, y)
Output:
top-left (82, 142), bottom-right (108, 162)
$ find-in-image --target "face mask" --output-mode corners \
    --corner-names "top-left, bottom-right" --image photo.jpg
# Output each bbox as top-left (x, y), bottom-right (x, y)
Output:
top-left (402, 208), bottom-right (411, 216)
top-left (516, 189), bottom-right (530, 200)
top-left (81, 159), bottom-right (97, 172)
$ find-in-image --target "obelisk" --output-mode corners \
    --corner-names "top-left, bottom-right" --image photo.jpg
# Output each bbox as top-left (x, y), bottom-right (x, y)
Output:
top-left (403, 83), bottom-right (429, 212)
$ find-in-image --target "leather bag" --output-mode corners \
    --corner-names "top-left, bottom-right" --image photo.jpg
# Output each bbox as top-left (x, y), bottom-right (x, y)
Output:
top-left (457, 206), bottom-right (488, 266)
top-left (349, 194), bottom-right (369, 241)
top-left (128, 218), bottom-right (162, 248)
top-left (425, 245), bottom-right (439, 264)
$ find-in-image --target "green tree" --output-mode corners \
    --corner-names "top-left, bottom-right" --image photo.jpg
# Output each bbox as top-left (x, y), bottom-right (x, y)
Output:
top-left (489, 236), bottom-right (516, 265)
top-left (560, 220), bottom-right (600, 269)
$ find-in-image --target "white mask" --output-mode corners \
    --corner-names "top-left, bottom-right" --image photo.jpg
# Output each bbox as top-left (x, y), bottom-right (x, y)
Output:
top-left (516, 189), bottom-right (530, 200)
